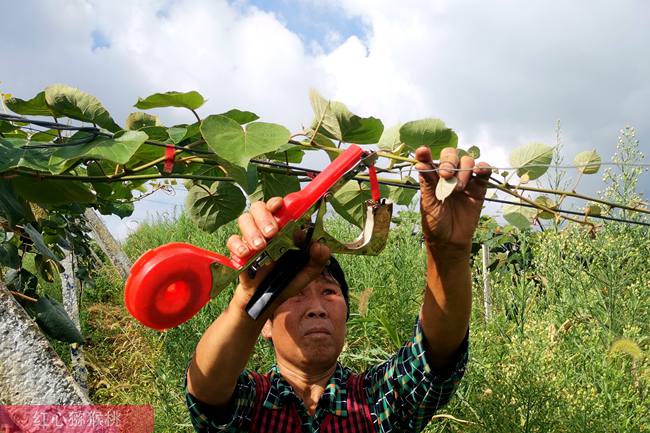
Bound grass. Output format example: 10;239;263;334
75;212;649;432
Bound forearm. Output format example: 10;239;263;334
420;246;472;369
186;287;266;407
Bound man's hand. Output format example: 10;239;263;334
225;197;331;313
415;146;492;253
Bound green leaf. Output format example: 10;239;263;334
509;142;553;180
34;254;58;283
200;115;290;168
11;176;96;205
0;179;30;227
195;156;258;194
135;90;205;110
0;242;20;269
29;129;59;143
399;119;458;157
49;130;148;173
23;223;59;261
5;269;38;292
0;120;18;133
435;177;457;203
467;145;481;159
6;91;55;116
304;132;339;161
502;203;536;230
186;181;246;232
574;150;601;174
3;129;28;139
260;171;301;200
44;84;121;132
267;147;305;164
0;137;53;172
125;112;161;130
219;109;259;125
167;122;200;144
585;204;601;216
139;126;169;142
387;177;418;205
534;195;556;220
111;202;135;218
32;295;85;344
331;181;390;228
377;123;403;152
168;126;188;144
309;89;384;144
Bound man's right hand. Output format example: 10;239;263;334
224;197;331;315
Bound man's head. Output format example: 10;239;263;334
261;256;349;371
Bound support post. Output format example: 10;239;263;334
83;208;132;279
61;249;89;396
0;286;91;405
482;243;492;321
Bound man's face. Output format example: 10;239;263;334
262;274;347;371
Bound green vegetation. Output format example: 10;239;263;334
1;83;647;431
79;212;649;432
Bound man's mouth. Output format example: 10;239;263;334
305;327;331;336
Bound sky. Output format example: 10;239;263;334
1;0;648;239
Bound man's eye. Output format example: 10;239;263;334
323;288;337;295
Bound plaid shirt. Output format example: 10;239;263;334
187;319;468;433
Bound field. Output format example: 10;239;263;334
69;210;649;433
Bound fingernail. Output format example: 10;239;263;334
263;225;274;235
253;237;264;248
238;245;248;255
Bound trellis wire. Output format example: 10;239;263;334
3;113;648;227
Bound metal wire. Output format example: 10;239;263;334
3;113;648;227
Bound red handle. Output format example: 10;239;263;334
124;243;239;330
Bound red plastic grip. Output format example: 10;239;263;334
274;144;365;226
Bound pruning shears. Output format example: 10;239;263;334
124;144;393;330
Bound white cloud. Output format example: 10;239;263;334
1;0;647;236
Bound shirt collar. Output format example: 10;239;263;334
262;363;350;417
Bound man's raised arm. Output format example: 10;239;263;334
414;146;492;370
186;198;330;407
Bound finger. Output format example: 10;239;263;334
414;146;439;187
467;162;493;198
456;155;475;191
438;148;459;179
227;234;250;258
250;201;278;238
238;212;266;251
276;242;331;303
266;196;283;213
473;161;493;179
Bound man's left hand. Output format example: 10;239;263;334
415;146;492;253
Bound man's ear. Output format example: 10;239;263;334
261;319;273;342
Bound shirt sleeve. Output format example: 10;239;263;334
185;368;257;432
363;317;468;432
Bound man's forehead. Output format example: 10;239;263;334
319;269;340;287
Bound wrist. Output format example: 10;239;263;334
426;243;472;263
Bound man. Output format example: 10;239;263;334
186;146;491;432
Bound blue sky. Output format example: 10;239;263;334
245;0;366;52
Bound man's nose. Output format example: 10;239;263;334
305;295;327;318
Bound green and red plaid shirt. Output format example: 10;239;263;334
187;319;468;433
